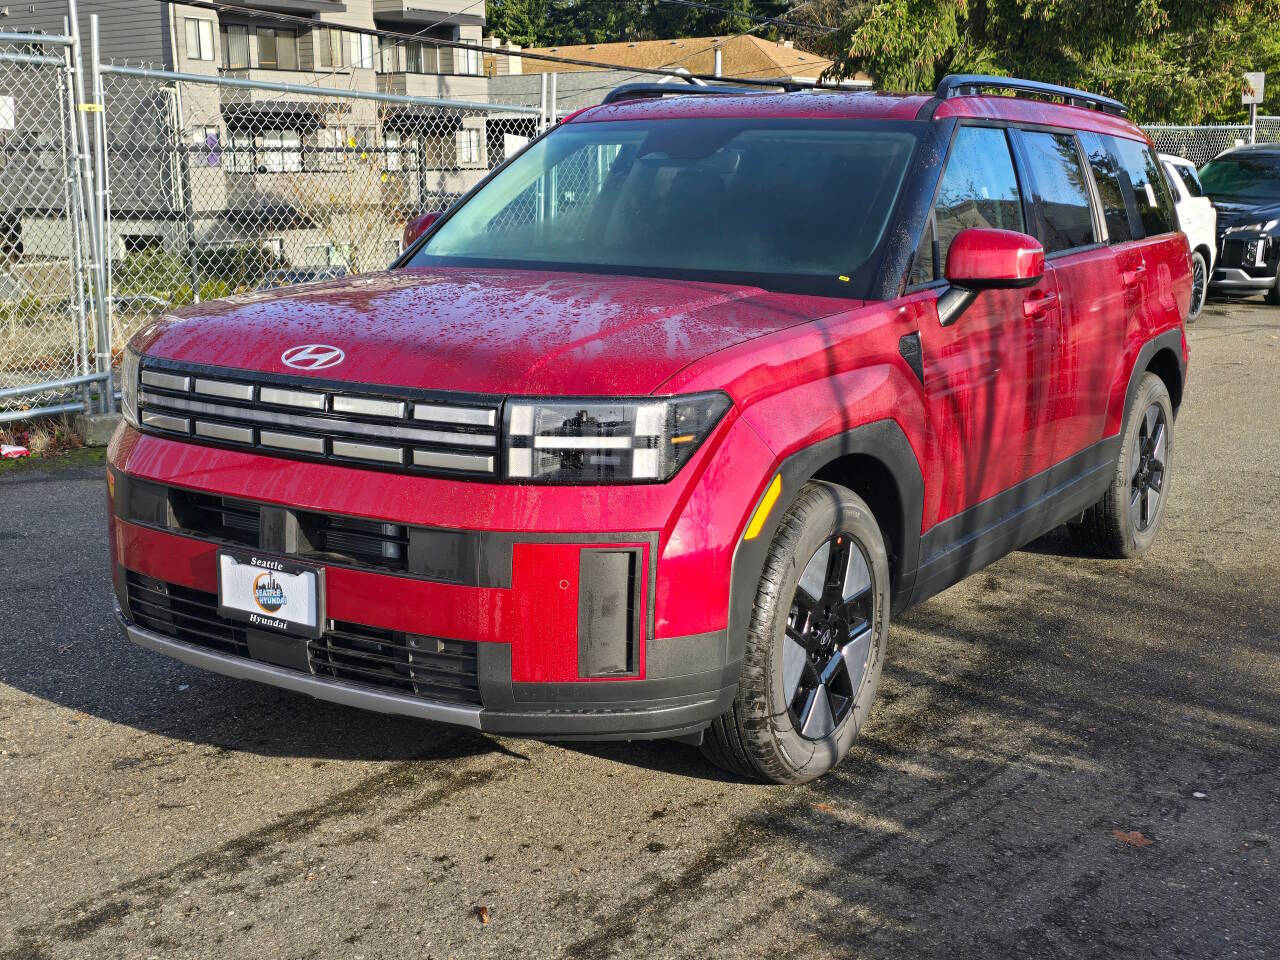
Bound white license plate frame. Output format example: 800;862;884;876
216;548;325;639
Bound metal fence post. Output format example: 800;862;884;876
90;13;115;375
65;0;114;413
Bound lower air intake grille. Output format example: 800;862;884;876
126;571;248;657
310;624;480;705
124;572;481;707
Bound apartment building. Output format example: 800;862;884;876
2;0;508;276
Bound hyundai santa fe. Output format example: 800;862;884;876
108;75;1190;783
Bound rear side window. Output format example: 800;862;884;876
1109;137;1178;237
1079;132;1136;242
1171;162;1205;197
910;125;1024;284
1017;131;1096;253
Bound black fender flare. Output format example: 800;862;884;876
1123;327;1186;425
724;419;925;667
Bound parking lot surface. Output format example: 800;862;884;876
2;299;1278;960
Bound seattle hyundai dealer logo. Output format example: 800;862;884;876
281;343;345;370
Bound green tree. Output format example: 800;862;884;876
486;0;798;48
804;0;1280;123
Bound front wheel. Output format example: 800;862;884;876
702;481;890;784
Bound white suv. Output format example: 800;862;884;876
1161;153;1217;321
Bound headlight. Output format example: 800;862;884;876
504;392;731;483
120;346;140;428
1225;219;1279;234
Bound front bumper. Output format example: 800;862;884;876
117;610;738;739
1209;267;1275;291
1211;234;1276;291
106;417;776;739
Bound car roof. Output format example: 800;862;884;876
1214;144;1280;158
567;89;1149;142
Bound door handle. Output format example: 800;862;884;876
1022;290;1059;320
1123;264;1148;287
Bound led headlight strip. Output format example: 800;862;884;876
505;393;730;483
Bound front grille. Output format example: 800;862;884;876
169;488;261;547
126;571;249;657
1220;239;1244;268
138;362;501;478
300;514;409;573
310;624;480;705
125;571;482;707
129;479;412;576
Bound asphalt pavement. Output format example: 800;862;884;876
1;298;1277;960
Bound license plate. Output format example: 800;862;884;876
217;549;324;638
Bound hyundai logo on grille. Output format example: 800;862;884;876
281;344;345;370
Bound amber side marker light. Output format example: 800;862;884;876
744;475;782;541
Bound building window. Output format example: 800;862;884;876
378;42;399;73
315;27;344;69
257;28;297;71
221;25;249;69
384;132;402;172
192;125;221;167
457;128;482;166
260;130;302;172
457;46;480;76
184;17;215;62
304;242;350;268
401;41;438;74
227;132;255;173
348;31;375;69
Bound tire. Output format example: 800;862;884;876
1187;250;1208;322
1068;372;1173;558
702;481;890;784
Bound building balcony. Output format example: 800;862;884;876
377;71;488;102
216;0;349;15
372;0;485;27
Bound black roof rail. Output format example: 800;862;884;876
935;74;1129;117
600;82;788;106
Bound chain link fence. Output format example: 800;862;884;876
1143;119;1280;165
1;21;541;419
97;68;540;341
0;38;102;416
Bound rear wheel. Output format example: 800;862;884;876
1187;250;1208;321
1069;372;1173;558
702;481;890;784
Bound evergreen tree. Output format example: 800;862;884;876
806;0;1280;123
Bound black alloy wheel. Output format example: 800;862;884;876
783;534;875;739
1130;402;1167;533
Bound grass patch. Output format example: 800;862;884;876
0;442;105;475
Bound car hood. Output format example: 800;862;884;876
135;267;857;396
1210;197;1280;229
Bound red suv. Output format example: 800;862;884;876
108;75;1190;783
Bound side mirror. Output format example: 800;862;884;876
938;228;1045;326
403;211;441;249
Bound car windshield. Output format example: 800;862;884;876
1198;155;1280;200
406;118;920;298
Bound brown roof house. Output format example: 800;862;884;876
486;34;872;115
